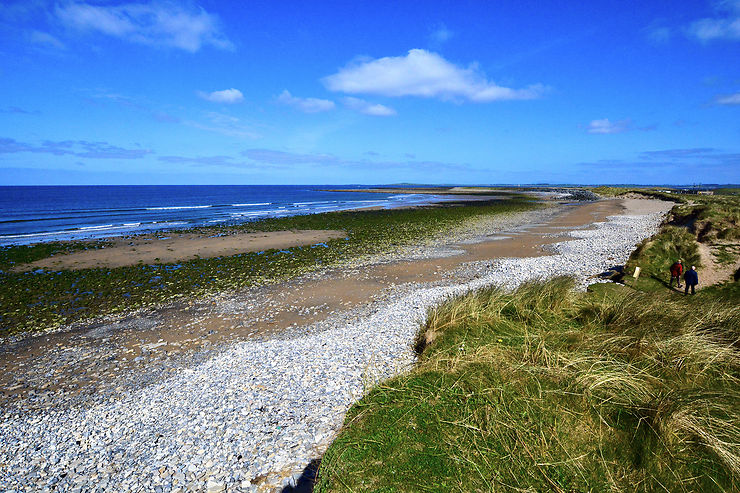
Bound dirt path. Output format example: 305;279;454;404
0;200;629;410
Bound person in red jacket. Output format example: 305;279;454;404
670;259;683;288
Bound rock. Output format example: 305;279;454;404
206;479;226;492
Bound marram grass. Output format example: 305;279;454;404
315;279;740;492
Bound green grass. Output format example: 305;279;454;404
713;244;740;265
713;188;740;196
593;187;740;244
0;196;536;336
315;279;740;492
624;225;701;292
591;188;740;291
0;240;108;271
316;187;740;492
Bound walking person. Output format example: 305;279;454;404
684;265;698;295
669;259;683;288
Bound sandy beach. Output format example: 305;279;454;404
0;199;622;407
0;197;675;492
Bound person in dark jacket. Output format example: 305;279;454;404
684;265;698;295
669;259;683;288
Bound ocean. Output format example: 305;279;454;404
0;185;448;246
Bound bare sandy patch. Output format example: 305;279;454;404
620;198;675;215
17;229;347;271
696;242;740;288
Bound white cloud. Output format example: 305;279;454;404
687;1;740;41
198;88;244;104
276;90;335;113
716;92;740;104
322;49;545;102
586;118;632;134
30;30;66;50
55;2;233;52
342;97;396;116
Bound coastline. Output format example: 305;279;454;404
0;186;488;247
0;196;538;336
0;196;675;492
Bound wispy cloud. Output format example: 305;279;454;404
640;148;716;159
578;159;670;170
29;30;66;50
241;147;474;172
152;111;181;123
84;90;184;124
323;49;546;102
276;90;335;113
687;1;740;42
156;154;293;172
646;25;672;44
640;147;740;164
242;149;336;165
586;118;632;134
429;23;453;44
715;91;740;105
198;88;244;104
342;97;396;116
158;155;233;166
184;111;261;139
579;148;740;179
0;137;151;159
0;0;47;22
55;2;233;52
0;106;40;115
86;91;144;109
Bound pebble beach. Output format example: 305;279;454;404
0;198;673;493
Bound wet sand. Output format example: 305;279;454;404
0;199;629;409
15;229;347;271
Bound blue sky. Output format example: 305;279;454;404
1;0;739;185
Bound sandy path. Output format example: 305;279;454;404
696;242;740;288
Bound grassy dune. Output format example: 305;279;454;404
316;190;740;492
0;196;535;336
316;280;740;492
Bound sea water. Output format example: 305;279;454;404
0;185;447;245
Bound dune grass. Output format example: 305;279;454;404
624;225;701;292
0;196;536;336
316;189;740;492
593;188;740;291
315;279;740;492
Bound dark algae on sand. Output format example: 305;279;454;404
0;196;534;336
